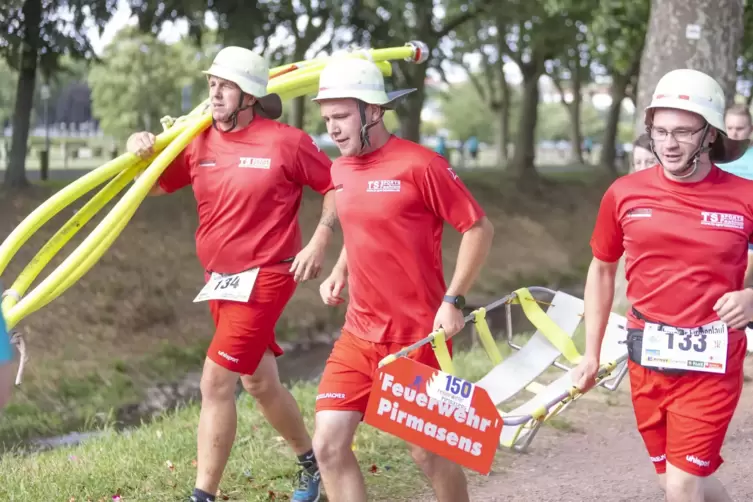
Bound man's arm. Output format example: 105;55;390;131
444;216;494;296
744;250;753;287
583;257;619;360
126;131;176;196
307;189;337;250
332;245;348;276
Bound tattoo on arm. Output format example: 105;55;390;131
319;211;338;230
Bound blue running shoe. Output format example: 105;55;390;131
292;460;322;502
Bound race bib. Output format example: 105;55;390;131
193;268;260;303
640;320;727;374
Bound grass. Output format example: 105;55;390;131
0;322;598;502
0;339;210;447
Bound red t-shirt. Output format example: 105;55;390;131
158;117;334;275
590;165;753;340
333;136;486;344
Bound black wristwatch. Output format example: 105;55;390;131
443;294;466;310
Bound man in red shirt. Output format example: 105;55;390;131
310;57;495;502
573;68;753;502
126;47;334;502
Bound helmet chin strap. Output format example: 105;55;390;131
212;92;253;132
649;123;711;179
355;101;384;155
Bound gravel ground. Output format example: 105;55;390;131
417;359;753;502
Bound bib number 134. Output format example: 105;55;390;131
193;268;260;303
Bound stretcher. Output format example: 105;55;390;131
374;287;629;455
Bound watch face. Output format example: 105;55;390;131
455;296;466;309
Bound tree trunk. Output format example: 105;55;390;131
500;78;510;163
396;62;428;143
600;76;629;174
289;46;307;129
633;0;744;138
290;97;305;129
5;0;42;188
508;72;540;179
617;0;745;311
496;102;509;165
567;103;583;164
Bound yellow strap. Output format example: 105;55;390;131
431;330;456;375
474;308;504;365
512;288;582;365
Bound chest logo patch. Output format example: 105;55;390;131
626;208;652;218
367;180;401;193
239;157;272;169
700;211;744;230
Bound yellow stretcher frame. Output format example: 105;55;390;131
378;286;629;453
0;41;431;384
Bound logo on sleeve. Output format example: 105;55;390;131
367;180;401;193
701;211;744;230
446;167;459;180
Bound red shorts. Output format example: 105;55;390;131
629;333;746;477
206;270;296;375
315;329;452;414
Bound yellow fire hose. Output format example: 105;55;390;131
0;41;429;383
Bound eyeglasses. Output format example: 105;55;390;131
649;124;706;143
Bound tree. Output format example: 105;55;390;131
496;0;596;179
438;78;508;144
589;0;649;172
445;12;513;164
265;1;334;130
0;0;116;187
546;17;593;164
88;28;200;140
341;0;489;143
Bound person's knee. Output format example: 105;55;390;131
200;359;238;402
410;445;434;472
240;353;281;403
410;445;458;479
656;472;667;492
312;427;351;468
665;463;704;502
313;412;359;469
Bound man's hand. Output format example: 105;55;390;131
319;269;347;306
571;355;601;393
289;241;326;283
714;288;753;329
127;131;156;159
433;302;465;339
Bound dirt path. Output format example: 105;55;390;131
417;359;753;502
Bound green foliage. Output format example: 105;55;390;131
0;0;117;77
588;0;650;77
87;27;202;140
439;77;628;143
